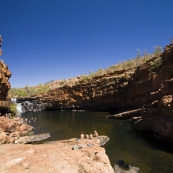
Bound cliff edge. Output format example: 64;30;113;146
0;61;11;114
18;44;173;113
18;43;173;140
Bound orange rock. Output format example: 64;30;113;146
0;137;114;173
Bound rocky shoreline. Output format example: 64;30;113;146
0;116;51;144
3;44;173;173
0;139;139;173
0;116;140;173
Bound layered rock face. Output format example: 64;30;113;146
18;43;173;140
19;44;173;111
18;68;137;111
0;61;11;113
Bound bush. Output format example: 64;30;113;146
150;57;162;72
154;46;162;56
9;84;50;97
8;102;17;117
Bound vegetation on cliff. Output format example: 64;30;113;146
75;46;163;84
9;46;163;98
9;84;50;98
8;102;17;116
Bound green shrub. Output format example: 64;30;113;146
9;84;50;97
8;102;17;116
154;46;162;56
150;57;162;72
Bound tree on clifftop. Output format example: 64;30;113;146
154;46;162;56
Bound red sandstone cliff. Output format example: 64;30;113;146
0;61;11;114
18;43;173;140
19;44;173;112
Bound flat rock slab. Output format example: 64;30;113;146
0;140;114;173
0;136;140;173
45;135;110;148
108;109;142;119
15;133;51;144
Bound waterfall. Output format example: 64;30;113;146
11;98;16;102
16;103;23;115
11;98;46;114
11;98;22;115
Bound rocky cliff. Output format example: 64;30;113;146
18;44;173;112
0;61;11;114
18;43;173;140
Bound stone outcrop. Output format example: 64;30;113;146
15;133;51;144
0;116;34;144
0;116;51;144
0;136;140;173
0;61;11;114
17;43;173;140
0;144;113;173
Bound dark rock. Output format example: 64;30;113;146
15;133;51;144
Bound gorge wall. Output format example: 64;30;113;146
18;43;173;140
19;43;173;113
0;61;11;114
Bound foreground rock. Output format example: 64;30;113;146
0;137;114;173
0;136;140;173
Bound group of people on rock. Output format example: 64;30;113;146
80;130;98;140
1;113;12;119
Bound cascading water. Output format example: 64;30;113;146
11;98;46;115
16;103;23;115
11;98;22;115
21;101;46;112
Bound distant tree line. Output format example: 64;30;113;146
9;84;50;98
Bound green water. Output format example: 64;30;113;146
21;110;173;173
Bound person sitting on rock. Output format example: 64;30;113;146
8;113;11;119
80;132;84;139
85;134;89;138
93;130;98;137
89;133;93;139
5;113;8;118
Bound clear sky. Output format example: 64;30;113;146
0;0;173;88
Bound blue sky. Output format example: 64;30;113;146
0;0;173;88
